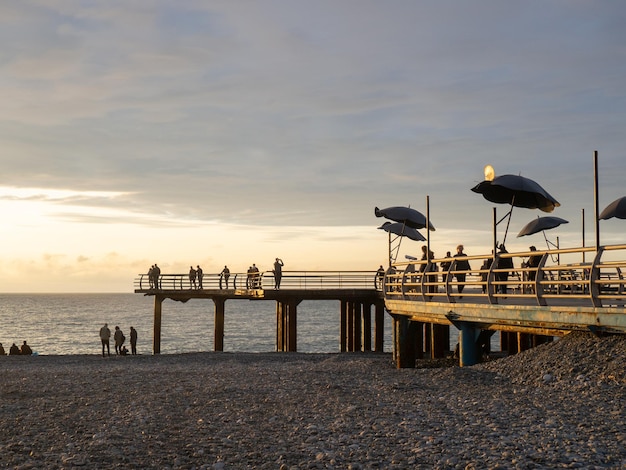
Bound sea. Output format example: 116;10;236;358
0;294;398;356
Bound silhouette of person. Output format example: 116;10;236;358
100;323;111;357
453;244;471;296
196;265;204;289
376;265;385;289
497;244;513;294
527;246;542;282
420;245;437;295
152;264;161;289
189;266;197;289
221;265;230;289
9;343;20;355
440;252;452;283
273;258;284;289
20;341;33;355
480;257;493;293
251;263;260;288
148;265;154;289
114;326;125;355
0;343;5;355
130;326;138;355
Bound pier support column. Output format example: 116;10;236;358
457;322;481;367
153;295;164;355
362;302;372;352
213;297;225;352
374;301;385;352
340;300;347;352
352;302;362;352
431;324;450;359
276;299;301;352
393;315;420;368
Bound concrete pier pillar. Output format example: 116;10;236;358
393;315;420;368
374;301;385;352
213;297;225;352
153;295;164;354
458;322;481;367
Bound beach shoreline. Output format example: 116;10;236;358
1;333;624;469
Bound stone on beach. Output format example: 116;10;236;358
0;331;624;468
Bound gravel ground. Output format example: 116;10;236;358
0;332;624;469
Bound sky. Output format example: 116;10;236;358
1;1;625;292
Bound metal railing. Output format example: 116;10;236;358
134;270;381;292
383;244;626;308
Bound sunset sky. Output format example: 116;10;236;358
1;1;625;292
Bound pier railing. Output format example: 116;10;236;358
384;244;626;308
134;270;380;292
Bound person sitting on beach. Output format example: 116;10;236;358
9;343;20;355
20;341;33;356
120;345;129;356
0;343;5;355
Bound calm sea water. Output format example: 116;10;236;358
0;294;396;356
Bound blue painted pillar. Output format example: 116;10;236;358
458;322;481;367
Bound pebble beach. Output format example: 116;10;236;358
1;332;624;469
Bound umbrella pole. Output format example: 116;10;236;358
493;207;497;256
581;208;586;263
426;195;431;257
501;196;516;246
594;150;599;249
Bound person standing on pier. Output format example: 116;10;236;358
273;258;284;289
196;265;204;289
376;265;385;289
152;264;161;289
99;323;111;357
189;266;197;289
130;326;138;355
453;244;471;296
440;252;452;284
497;244;514;294
147;265;154;289
220;265;230;289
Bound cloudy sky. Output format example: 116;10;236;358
1;1;625;292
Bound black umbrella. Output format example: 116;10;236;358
378;222;426;242
471;172;560;245
471;174;560;212
517;216;569;237
517;216;568;255
374;206;435;231
599;196;626;220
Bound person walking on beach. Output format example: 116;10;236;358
273;258;284;289
100;323;111;357
114;326;125;355
453;244;471;297
20;341;33;355
196;265;204;289
130;326;138;355
189;266;197;289
220;265;230;289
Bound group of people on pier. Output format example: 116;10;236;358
188;265;204;289
145;258;285;290
0;340;33;356
388;243;537;296
99;323;138;357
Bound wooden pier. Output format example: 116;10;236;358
134;271;385;354
134;244;626;368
